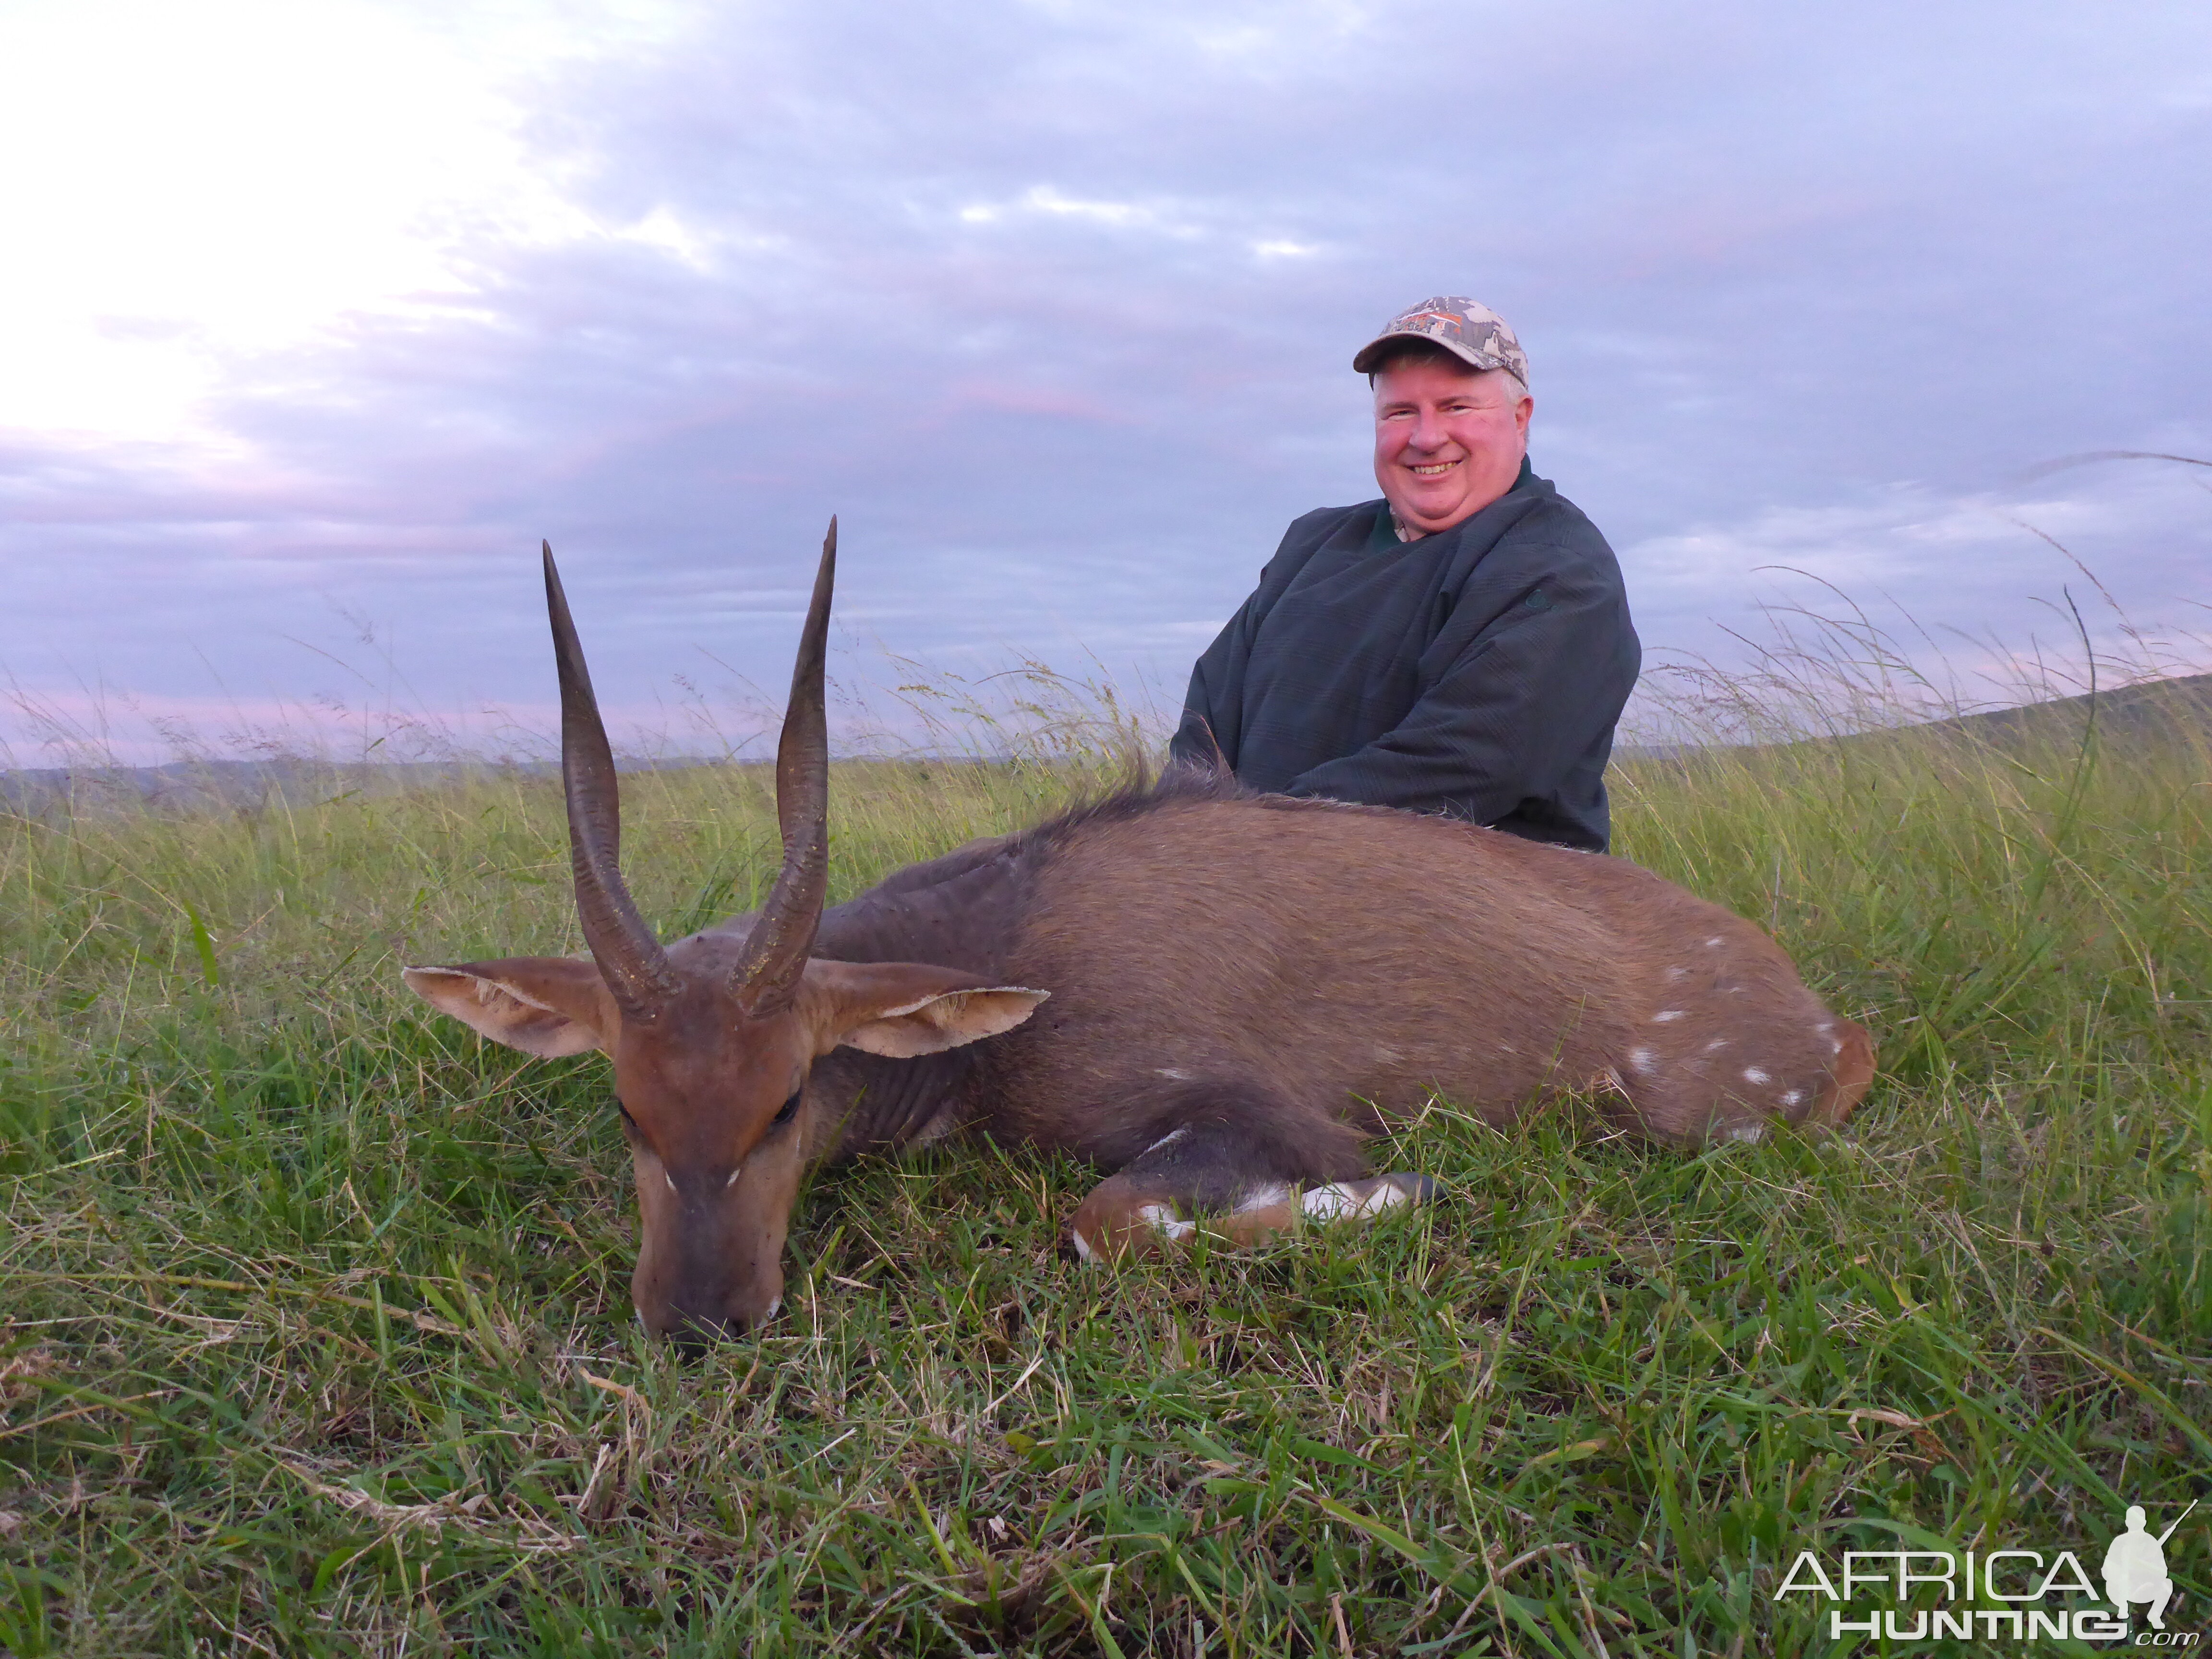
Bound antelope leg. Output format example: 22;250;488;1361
1067;1116;1437;1262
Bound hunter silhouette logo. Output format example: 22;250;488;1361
2106;1502;2195;1631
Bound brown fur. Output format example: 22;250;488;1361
945;777;1872;1156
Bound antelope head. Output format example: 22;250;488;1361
404;523;1047;1344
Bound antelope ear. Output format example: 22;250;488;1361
807;961;1049;1059
402;958;615;1058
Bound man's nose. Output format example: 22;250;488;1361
1405;408;1451;451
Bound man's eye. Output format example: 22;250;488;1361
772;1088;802;1128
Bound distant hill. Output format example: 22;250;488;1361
1913;670;2212;749
1617;670;2212;762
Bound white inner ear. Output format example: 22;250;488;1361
876;993;959;1020
402;963;606;1058
838;986;1049;1058
475;977;557;1014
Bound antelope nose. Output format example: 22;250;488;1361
663;1306;745;1356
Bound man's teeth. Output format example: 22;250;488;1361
1412;463;1454;475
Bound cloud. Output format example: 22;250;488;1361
1623;461;2212;717
2;0;2209;761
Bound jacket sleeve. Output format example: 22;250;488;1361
1167;594;1260;770
1169;509;1348;771
1279;545;1638;821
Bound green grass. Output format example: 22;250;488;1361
2;711;2208;1655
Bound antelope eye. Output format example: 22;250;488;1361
771;1088;802;1128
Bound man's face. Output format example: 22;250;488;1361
1372;358;1532;535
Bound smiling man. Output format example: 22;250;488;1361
1169;296;1640;852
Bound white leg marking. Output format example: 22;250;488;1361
1301;1181;1413;1222
1724;1123;1766;1144
763;1295;782;1319
1829;1038;1844;1055
1142;1127;1189;1156
1651;1010;1685;1022
664;1171;679;1195
1742;1067;1771;1085
1070;1228;1100;1264
1134;1203;1195;1242
1235;1182;1291;1214
1629;1047;1658;1073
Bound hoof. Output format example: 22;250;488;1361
1385;1172;1443;1204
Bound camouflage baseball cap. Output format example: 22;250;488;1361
1352;295;1528;387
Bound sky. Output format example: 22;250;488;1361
2;0;2208;764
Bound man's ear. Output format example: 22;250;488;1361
401;958;614;1058
805;960;1049;1059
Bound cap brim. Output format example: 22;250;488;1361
1352;331;1508;376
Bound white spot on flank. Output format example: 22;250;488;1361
1704;1038;1730;1053
1816;1021;1835;1036
1301;1181;1411;1221
1779;1089;1803;1107
1705;936;1723;948
1135;1203;1194;1242
1651;1010;1685;1022
1629;1047;1658;1073
1665;966;1689;981
1070;1228;1100;1264
724;1166;743;1189
1143;1127;1189;1156
1829;1038;1844;1055
1742;1067;1771;1085
1235;1183;1291;1215
1155;1067;1193;1082
1725;1123;1766;1144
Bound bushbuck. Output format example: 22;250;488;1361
404;524;1875;1344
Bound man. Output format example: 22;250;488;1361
1169;297;1639;852
2103;1505;2178;1629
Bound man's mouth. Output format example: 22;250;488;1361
1410;461;1457;476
